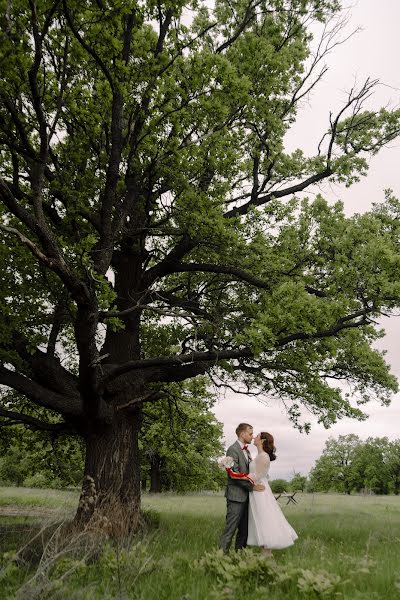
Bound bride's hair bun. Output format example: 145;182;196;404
260;432;277;461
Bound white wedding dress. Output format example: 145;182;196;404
247;452;298;549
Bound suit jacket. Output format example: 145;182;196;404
224;440;253;503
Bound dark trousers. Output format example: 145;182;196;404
219;498;249;552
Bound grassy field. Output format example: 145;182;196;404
0;488;399;599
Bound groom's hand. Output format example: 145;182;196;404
253;484;265;491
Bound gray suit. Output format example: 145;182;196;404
219;441;253;552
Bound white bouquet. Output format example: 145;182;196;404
217;456;234;470
217;455;255;485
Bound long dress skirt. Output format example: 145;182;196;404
247;466;298;549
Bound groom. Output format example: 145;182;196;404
219;423;265;553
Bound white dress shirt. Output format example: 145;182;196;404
237;439;251;463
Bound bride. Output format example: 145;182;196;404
247;432;298;555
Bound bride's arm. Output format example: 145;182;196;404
251;453;269;483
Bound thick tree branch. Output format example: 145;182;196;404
145;361;212;384
94;12;136;274
103;348;253;383
47;301;69;356
27;0;63;232
143;259;327;299
143;233;197;286
155;4;174;56
0;216;92;306
154;260;272;288
276;310;372;347
104;306;376;385
63;0;115;91
0;406;67;432
0;365;82;417
224;167;332;218
215;0;260;54
0;222;56;268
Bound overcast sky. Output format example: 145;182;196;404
212;0;400;479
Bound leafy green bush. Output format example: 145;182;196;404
23;473;50;489
269;479;290;494
0;426;84;489
0;447;31;486
196;548;345;599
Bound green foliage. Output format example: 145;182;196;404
0;381;224;493
1;491;400;599
310;434;361;494
269;478;290;494
290;472;308;492
196;548;345;599
0;436;83;489
310;434;400;494
140;378;225;492
296;568;343;596
349;438;391;494
0;394;84;488
1;0;400;515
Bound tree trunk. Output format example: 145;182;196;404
75;406;142;536
149;453;162;493
76;249;147;534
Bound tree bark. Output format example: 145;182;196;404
75;405;142;535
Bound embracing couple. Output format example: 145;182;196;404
219;422;298;556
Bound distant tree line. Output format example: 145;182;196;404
261;434;400;496
309;434;400;495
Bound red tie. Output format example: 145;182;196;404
243;445;248;450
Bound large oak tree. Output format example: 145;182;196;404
1;0;400;529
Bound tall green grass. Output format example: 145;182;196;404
0;489;399;599
0;486;79;509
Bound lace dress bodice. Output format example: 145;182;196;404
250;452;270;483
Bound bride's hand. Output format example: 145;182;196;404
253;484;265;492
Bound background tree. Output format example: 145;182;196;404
309;434;361;493
1;0;400;530
290;472;308;493
269;479;290;494
309;435;400;495
387;440;400;495
349;437;390;494
140;378;225;493
0;383;224;492
0;392;84;487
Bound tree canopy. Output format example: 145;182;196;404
1;0;400;527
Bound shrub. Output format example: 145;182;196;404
196;548;345;599
23;472;50;489
269;479;290;494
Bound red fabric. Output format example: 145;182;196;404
226;468;254;486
